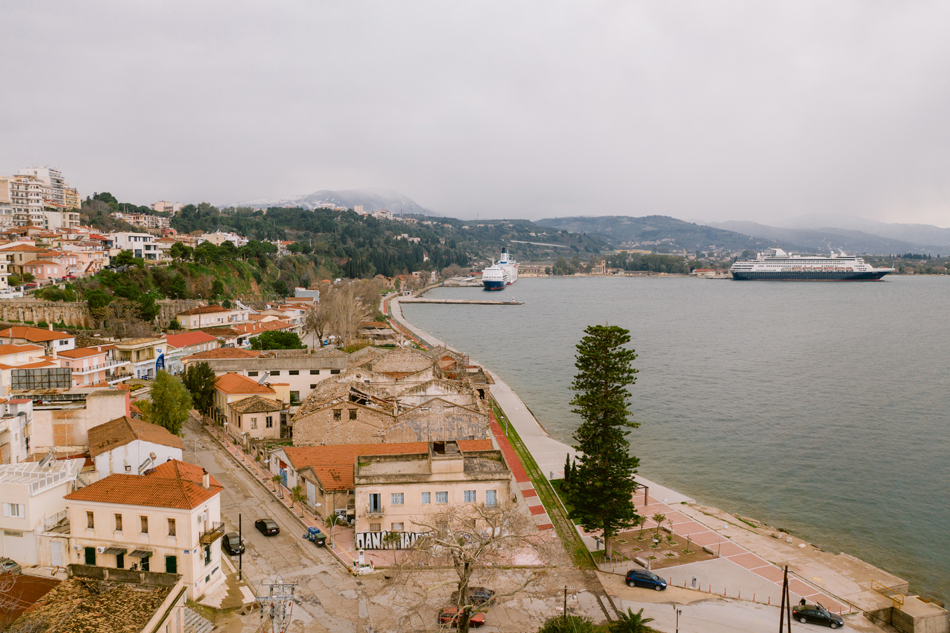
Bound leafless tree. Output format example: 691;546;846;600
325;284;369;347
441;264;464;279
303;303;330;347
388;502;554;633
104;298;154;340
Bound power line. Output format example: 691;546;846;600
255;581;297;633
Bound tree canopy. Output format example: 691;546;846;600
148;371;193;436
250;330;305;350
182;362;217;418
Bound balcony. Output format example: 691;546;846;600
199;521;226;545
71;359;131;375
365;505;385;519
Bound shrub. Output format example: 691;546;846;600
538;615;598;633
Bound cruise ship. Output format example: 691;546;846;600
730;249;894;281
482;249;518;290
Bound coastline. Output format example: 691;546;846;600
388;293;931;622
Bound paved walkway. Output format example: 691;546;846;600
488;412;553;531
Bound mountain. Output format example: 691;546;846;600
776;214;950;250
707;221;928;255
536;215;787;253
231;187;432;215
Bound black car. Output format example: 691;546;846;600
625;569;668;591
222;532;245;555
450;586;495;605
255;518;280;536
792;604;845;629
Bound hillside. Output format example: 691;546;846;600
777;214;950;250
536;215;785;253
707;221;928;255
230;187;431;215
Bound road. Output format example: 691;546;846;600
183;420;371;633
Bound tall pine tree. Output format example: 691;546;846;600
567;325;640;554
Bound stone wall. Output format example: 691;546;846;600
157;299;202;327
0;298;203;329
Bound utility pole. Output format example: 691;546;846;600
256;581;297;633
562;586;567;625
238;514;243;581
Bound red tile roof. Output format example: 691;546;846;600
215;372;276;395
186;347;260;360
164;330;219;349
87;416;185;458
0;326;73;342
58;345;116;359
64;459;221;509
177;305;231;316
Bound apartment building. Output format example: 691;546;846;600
0;326;75;353
113;338;166;379
87;416;184;479
176;305;249;330
163;331;219;374
64;460;225;600
0;398;33;464
57;345;132;387
109;232;160;260
151;201;182;215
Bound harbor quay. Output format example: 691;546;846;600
390;294;950;633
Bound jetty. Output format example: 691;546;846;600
398;298;522;305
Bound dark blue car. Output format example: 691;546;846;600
625;568;668;591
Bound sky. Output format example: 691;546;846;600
2;1;950;226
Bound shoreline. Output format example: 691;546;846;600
388;293;933;619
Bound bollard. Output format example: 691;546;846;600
753;594;755;603
738;591;740;600
768;596;771;605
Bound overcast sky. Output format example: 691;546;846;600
2;1;949;225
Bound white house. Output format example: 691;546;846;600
0;398;33;464
87;416;184;480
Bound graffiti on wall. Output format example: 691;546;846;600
355;531;428;550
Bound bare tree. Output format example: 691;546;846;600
390;502;553;633
303;303;330;347
325;284;369;347
103;298;154;340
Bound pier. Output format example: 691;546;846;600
398;298;523;305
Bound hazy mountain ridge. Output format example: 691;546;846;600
231;187;431;215
707;221;931;255
776;214;950;249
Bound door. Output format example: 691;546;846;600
165;555;177;574
306;480;316;509
84;547;96;565
50;541;62;568
116;553;124;569
369;493;381;513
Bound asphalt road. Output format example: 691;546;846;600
183;420;371;633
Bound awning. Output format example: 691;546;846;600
103;547;127;556
129;550;152;558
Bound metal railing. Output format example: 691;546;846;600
365;505;385;518
871;580;905;608
71;359;131;374
199;521;226;545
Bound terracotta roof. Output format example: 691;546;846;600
177;304;231;316
282;440;493;491
64;459;221;509
229;395;283;414
58;345;116;359
0;343;45;356
87;416;185;458
0;244;51;252
0;327;74;342
187;347;260;360
215;372;277;395
164;330;219;349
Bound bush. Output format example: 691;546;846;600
167;318;182;331
538;615;598;633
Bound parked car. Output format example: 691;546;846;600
437;607;486;628
450;587;495;605
792;604;844;629
222;532;245;555
625;568;667;591
0;558;21;574
255;518;280;536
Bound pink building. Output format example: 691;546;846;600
57;345;132;387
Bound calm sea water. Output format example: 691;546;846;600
402;276;950;602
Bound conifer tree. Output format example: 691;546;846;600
566;325;640;554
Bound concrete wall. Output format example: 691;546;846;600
94;439;183;479
0;298;202;329
31;390;130;451
892;597;950;633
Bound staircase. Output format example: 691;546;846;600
184;607;214;633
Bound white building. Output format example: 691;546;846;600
0;398;33;464
109;232;159;261
151;201;183;215
0;458;84;566
87;416;184;480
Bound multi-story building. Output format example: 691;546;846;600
109;232;159;260
64;460;225;600
17;167;65;209
57;345;132;387
0;398;34;464
0;458;84;565
0;326;75;354
213;373;278;428
151;201;182;215
227;396;283;444
113;338;166;379
26;389;130;457
63;186;81;211
87;416;184;479
198;231;247;247
163;331;219;375
175;305;249;330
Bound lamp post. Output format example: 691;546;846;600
718;524;726;558
674;604;682;633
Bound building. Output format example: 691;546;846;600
27;389;130;456
0;398;33;464
109;232;159;260
0;458;84;565
213;372;278;429
64;186;81;211
113;338;166;379
163;331;219;374
56;345;131;387
227;395;283;443
198;231;247;247
151;201;183;215
175;305;249;330
353;440;511;549
64;460;225;600
0;325;75;353
88;416;184;479
17;167;65;209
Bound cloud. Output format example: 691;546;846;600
2;1;949;226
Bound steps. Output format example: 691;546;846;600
184;607;214;633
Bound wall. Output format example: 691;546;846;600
30;390;130;451
0;298;202;329
390;399;490;443
94;439;184;479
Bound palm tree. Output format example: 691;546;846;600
325;513;346;549
609;608;655;633
272;475;283;498
291;485;306;517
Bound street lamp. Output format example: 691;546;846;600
674;605;682;633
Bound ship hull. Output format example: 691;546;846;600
483;280;506;290
731;270;891;281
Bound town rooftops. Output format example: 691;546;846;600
177;304;230;316
281;440;493;491
87;416;185;458
229;395;283;414
215;372;277;395
64;459;222;509
0;326;74;343
186;347;260;360
164;330;219;349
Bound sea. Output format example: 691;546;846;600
401;276;950;603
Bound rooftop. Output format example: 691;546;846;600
58;345;117;359
164;330;219;349
0;326;73;343
87;416;185;458
0;458;84;493
177;304;231;316
215;372;276;395
64;459;221;509
186;347;260;360
229;395;283;414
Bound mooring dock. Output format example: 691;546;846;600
398;298;523;305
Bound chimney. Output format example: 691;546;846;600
201;469;210;489
48;323;53;331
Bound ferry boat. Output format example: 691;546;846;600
482;249;518;290
730;249;894;281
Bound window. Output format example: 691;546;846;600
291;391;300;402
87;511;95;529
141;516;148;534
310;370;319;375
391;522;404;532
204;545;211;565
421;492;431;505
369;523;381;532
266;416;273;428
168;518;176;536
310;384;317;389
250;417;258;429
435;491;448;504
248;371;259;377
369;493;382;513
333;409;342;421
114;514;123;531
289;370;299;376
270;371;280;376
2;503;25;518
330;369;340;375
391;493;404;505
349;409;357;420
464;490;476;503
485;490;497;508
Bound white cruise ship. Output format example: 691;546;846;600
730;249;894;281
482;249;518;290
